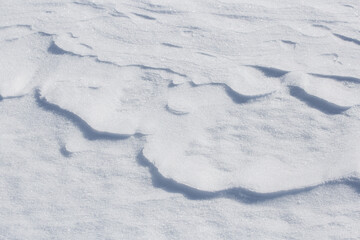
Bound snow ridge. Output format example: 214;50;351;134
2;0;360;198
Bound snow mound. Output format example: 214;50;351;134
1;0;360;206
144;82;360;192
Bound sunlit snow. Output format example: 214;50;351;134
1;0;360;239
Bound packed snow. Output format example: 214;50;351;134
1;0;360;239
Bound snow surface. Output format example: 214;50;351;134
1;0;360;239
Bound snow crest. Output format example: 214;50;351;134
2;0;360;195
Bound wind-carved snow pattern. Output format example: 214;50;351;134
143;81;360;193
2;0;360;196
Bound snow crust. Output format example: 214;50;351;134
1;0;360;238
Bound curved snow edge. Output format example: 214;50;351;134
138;149;360;202
34;89;139;140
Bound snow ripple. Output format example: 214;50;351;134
2;0;360;196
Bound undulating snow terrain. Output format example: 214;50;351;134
1;0;360;239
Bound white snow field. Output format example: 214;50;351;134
1;0;360;239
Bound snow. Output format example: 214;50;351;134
1;0;360;239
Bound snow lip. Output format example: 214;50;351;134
34;89;136;141
137;150;360;203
